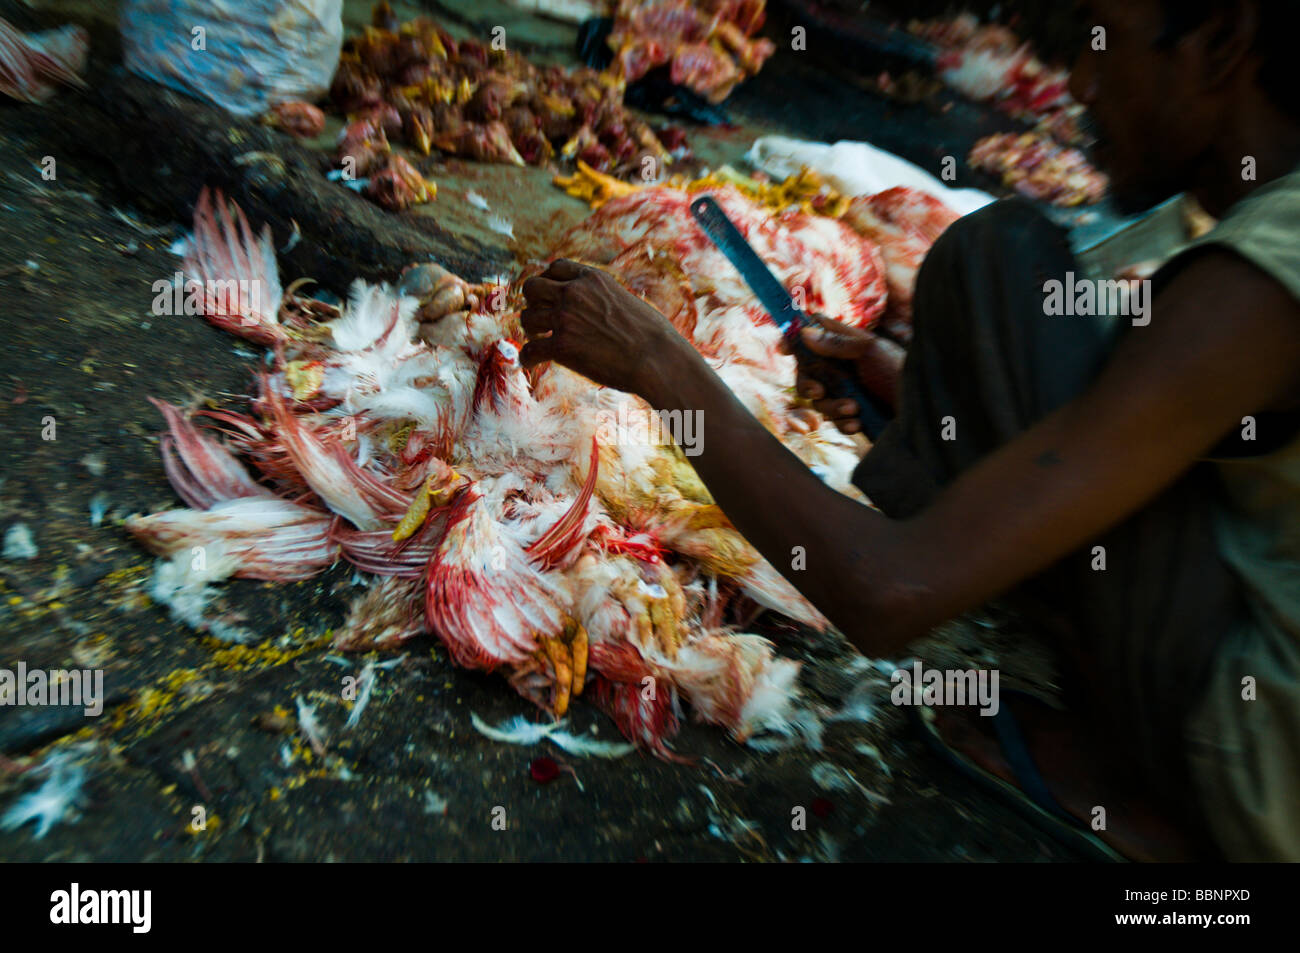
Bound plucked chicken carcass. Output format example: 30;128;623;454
129;184;890;757
607;0;776;103
328;5;680;190
556;165;960;343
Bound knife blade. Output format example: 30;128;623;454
688;195;892;439
689;194;805;333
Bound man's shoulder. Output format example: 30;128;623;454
1162;172;1300;308
1155;238;1300;323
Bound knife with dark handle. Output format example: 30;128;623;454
689;195;892;439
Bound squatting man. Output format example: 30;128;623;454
504;0;1300;860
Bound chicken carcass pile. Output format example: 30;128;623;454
127;179;937;757
607;0;776;103
909;13;1085;145
903;15;1109;207
329;6;683;199
968;131;1107;208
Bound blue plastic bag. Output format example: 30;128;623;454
121;0;343;116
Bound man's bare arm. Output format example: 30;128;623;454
522;254;1300;656
883;252;1300;640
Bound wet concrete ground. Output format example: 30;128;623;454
0;0;1084;862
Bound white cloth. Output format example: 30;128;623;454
747;135;995;215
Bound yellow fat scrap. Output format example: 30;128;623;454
539;636;572;716
428;77;456;104
536;92;575;118
554;160;643;210
412;27;447;60
392;469;461;541
411;123;432;156
392;474;435;542
568;621;588;696
284;360;325;400
686;165;848;218
388;420;417;454
670;504;760;577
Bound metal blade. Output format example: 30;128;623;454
689;195;805;333
689;194;893;440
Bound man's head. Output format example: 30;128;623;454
1070;0;1297;214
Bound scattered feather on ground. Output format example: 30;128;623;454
1;747;92;839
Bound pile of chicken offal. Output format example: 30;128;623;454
327;5;688;212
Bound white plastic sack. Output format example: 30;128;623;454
121;0;343;117
747;135;995;216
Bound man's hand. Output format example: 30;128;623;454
520;259;693;397
787;313;906;434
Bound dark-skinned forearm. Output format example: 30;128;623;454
638;341;926;654
633;251;1300;660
